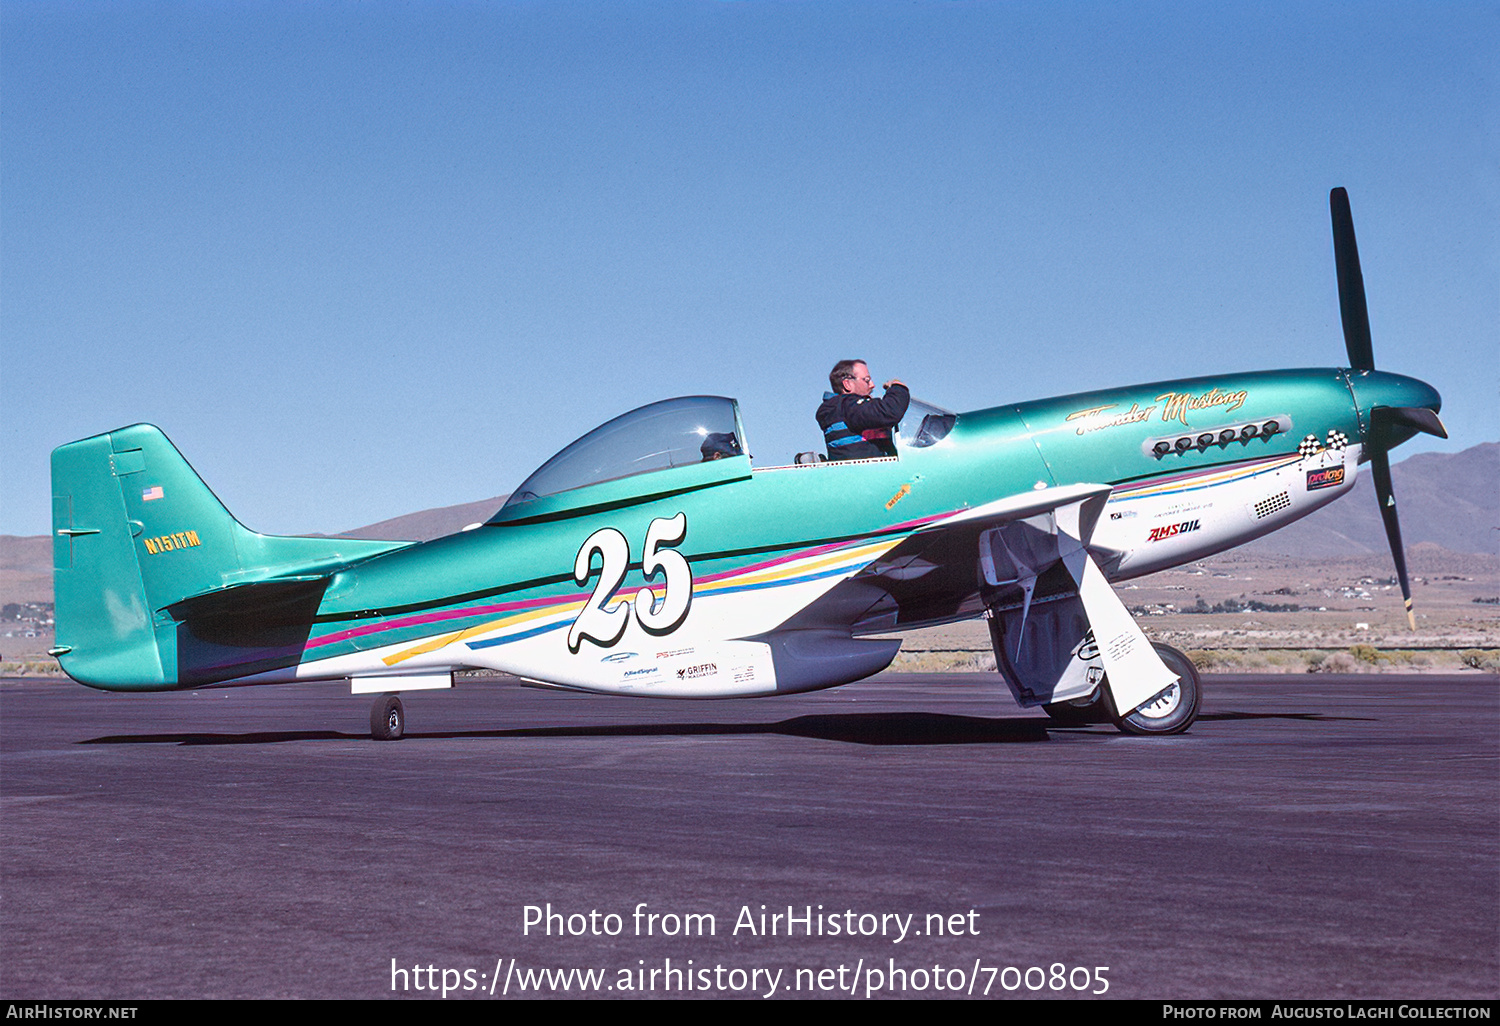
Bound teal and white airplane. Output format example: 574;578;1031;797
49;190;1445;739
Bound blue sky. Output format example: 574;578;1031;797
3;1;1495;537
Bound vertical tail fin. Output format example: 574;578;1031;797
51;425;407;689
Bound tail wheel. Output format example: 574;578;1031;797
1106;642;1201;736
371;694;405;741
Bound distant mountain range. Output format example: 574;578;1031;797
3;443;1495;605
335;495;509;543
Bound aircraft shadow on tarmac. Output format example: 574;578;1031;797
80;711;1052;747
1197;711;1375;723
76;708;1370;748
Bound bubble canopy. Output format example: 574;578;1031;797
492;396;749;523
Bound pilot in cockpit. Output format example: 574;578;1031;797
699;431;742;461
816;359;910;460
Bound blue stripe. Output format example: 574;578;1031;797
466;620;569;650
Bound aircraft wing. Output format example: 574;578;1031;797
773;483;1174;714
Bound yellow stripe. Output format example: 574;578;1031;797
383;600;586;666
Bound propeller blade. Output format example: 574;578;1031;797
1369;448;1416;630
1330;187;1375;371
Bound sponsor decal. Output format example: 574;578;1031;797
142;530;201;555
622;667;660;679
1306;465;1346;491
656;648;694;659
1147;519;1201;543
601;652;638;663
676;662;718;680
1109;509;1138;520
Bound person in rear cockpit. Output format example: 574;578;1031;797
817;359;909;460
700;432;742;461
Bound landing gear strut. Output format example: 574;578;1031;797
370;693;404;741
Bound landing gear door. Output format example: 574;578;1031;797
979;517;1102;707
986;597;1103;707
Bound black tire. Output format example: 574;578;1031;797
1042;692;1109;726
1106;642;1201;736
371;694;405;741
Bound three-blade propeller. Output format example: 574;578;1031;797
1330;188;1446;629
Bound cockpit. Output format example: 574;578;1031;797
491;394;955;523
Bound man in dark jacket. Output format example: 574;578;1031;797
816;359;910;460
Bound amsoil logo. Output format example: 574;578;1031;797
676;662;717;680
1306;466;1346;490
1147;519;1201;543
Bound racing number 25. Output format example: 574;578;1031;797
568;513;691;652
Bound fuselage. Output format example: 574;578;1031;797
65;366;1439;696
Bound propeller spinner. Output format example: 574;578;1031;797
1330;188;1447;629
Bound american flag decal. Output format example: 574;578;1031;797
142;486;165;502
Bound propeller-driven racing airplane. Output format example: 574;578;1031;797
50;190;1445;738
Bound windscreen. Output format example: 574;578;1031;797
894;397;957;450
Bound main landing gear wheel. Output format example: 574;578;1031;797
371;694;405;741
1105;642;1201;736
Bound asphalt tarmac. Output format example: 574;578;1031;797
1;672;1495;1000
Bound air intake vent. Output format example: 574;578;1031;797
1254;492;1292;520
